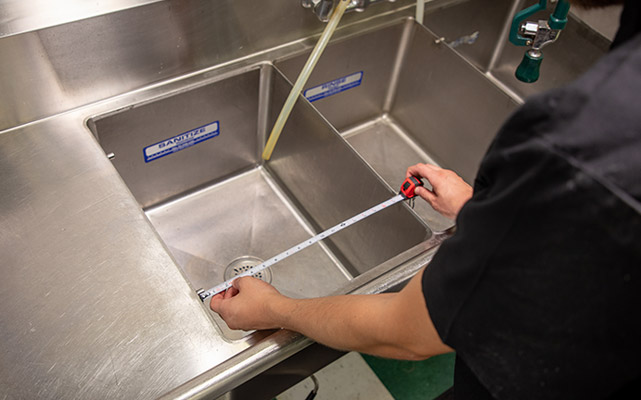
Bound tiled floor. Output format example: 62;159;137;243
276;352;454;400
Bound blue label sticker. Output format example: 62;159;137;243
143;121;220;163
304;71;363;103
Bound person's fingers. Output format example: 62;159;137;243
233;276;252;290
212;292;224;300
210;294;223;312
414;185;430;198
229;286;240;298
414;186;426;197
421;163;439;171
406;163;439;182
406;163;418;177
406;163;427;178
415;186;437;205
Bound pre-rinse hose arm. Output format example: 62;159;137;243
262;0;350;161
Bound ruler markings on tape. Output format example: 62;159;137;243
198;193;406;301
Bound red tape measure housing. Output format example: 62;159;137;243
400;176;424;199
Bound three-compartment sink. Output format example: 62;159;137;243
88;16;518;365
88;62;430;340
82;16;523;399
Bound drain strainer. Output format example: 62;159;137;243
224;256;272;284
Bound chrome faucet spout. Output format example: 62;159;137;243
301;0;394;22
316;0;336;22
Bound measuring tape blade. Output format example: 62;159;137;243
198;193;406;301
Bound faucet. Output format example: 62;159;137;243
509;0;570;83
302;0;394;22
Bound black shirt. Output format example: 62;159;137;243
423;4;641;399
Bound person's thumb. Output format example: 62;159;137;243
210;294;223;313
415;186;436;204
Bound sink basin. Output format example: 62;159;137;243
87;64;429;340
86;17;520;398
276;19;519;231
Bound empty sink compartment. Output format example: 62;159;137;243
87;64;429;340
276;18;520;231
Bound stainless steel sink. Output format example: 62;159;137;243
87;64;429;341
276;19;519;231
85;18;520;398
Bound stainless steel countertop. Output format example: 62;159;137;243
0;96;245;399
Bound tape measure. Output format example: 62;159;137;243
197;176;424;302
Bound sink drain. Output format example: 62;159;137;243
224;256;272;284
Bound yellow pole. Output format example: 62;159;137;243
262;0;350;161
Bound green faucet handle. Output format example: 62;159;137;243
549;0;570;30
516;49;543;83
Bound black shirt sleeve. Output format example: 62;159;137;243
422;91;641;399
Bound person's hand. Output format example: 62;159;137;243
210;277;285;331
406;163;472;220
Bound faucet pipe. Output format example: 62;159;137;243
302;0;395;22
262;0;350;160
416;0;424;24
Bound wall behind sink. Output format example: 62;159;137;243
0;0;619;132
423;0;620;100
0;0;418;132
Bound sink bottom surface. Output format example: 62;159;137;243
343;116;454;232
145;167;352;339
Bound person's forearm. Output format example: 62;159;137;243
269;293;428;360
211;269;452;359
